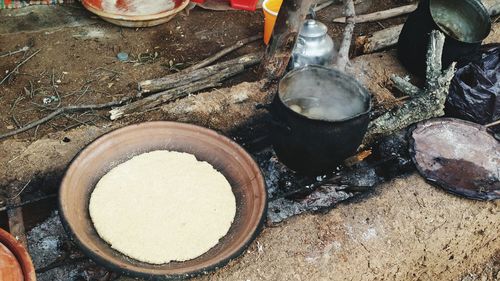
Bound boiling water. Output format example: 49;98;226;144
281;69;367;121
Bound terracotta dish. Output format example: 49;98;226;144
59;122;267;280
0;228;36;281
82;0;189;27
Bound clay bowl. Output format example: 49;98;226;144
0;228;36;281
82;0;189;28
59;122;267;280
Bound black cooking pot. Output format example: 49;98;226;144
269;66;371;175
397;0;491;77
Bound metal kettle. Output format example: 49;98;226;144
291;19;335;69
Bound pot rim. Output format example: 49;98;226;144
277;65;372;124
0;228;36;281
428;0;491;44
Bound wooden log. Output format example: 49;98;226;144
364;31;455;143
333;4;417;23
6;182;29;248
138;53;262;95
259;0;315;82
335;0;356;72
7;198;28;247
355;24;403;54
110;64;245;120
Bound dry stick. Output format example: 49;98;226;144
335;0;356;72
313;0;335;12
364;31;455;143
485;119;500;128
0;49;42;85
7;197;28;247
181;35;262;73
333;4;416;23
0;194;58;213
110;65;245;120
0;46;30;58
0;98;131;140
138;52;262;95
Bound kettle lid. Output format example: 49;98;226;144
299;19;328;38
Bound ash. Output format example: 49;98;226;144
27;211;112;281
254;149;380;224
28;211;66;268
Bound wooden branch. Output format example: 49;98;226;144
181;35;262;73
7;198;28;247
391;75;421;98
110;65;245;120
364;31;455;143
0;49;41;85
313;0;335;12
0;98;131;140
0;45;30;58
355;24;403;54
485;119;500;128
335;0;356;72
139;52;262;95
259;0;315;81
333;4;416;23
6;182;30;247
0;194;57;212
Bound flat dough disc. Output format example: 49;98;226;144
89;150;236;264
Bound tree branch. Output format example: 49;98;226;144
335;0;356;72
259;0;315;81
364;31;455;143
333;4;416;23
0;98;131;140
138;53;262;95
181;35;262;73
110;65;245;120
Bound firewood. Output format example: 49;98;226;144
364;30;455;143
181;35;262;73
110;65;245;120
259;0;315;81
333;4;417;23
335;0;356;72
138;53;262;95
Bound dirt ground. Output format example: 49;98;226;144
0;0;409;140
0;1;499;281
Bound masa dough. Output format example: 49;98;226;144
89;150;236;264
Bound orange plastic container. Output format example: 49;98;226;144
262;0;283;44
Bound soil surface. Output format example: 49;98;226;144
0;0;409;141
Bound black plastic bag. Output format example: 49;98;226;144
446;44;500;125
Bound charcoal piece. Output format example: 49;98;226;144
372;129;414;178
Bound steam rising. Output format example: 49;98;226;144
280;67;368;121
